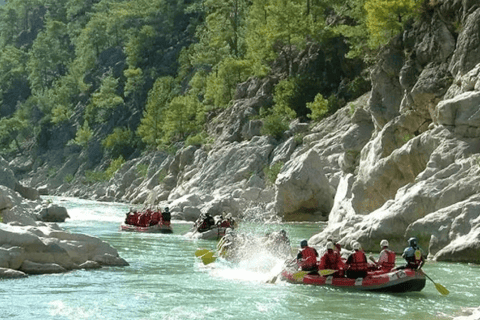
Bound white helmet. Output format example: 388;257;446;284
326;242;335;250
352;242;362;250
380;239;389;247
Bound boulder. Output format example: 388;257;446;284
38;204;70;222
20;260;67;274
0;267;28;279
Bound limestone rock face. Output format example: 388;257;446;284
274;150;334;220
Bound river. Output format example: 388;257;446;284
1;197;480;320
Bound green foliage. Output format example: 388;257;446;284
85;74;124;123
137;76;176;149
260;111;289;140
0;112;29;151
264;161;284;185
272;78;297;119
105;155;125;179
186;131;210;147
364;0;421;48
246;0;326;75
84;170;107;183
306;93;329;121
70;121;93;148
27;18;73;93
64;174;74;183
136;163;148;177
204;57;253;107
51;105;72;124
102;127;135;158
163;94;205;143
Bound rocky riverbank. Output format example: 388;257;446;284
0;169;128;279
3;0;480;264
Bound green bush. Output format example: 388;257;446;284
306;93;329;121
136;163;148;177
261;113;290;140
105;156;125;179
264;161;284;185
64;174;74;183
85;170;107;183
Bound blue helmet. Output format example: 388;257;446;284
408;237;418;247
300;240;308;248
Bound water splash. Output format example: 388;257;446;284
207;229;294;283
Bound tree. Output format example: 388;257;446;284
364;0;421;47
0;113;29;152
246;0;327;76
163;94;205;143
137;76;176;148
27;18;73;93
204;57;253;107
85;74;124;123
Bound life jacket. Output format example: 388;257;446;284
219;220;231;228
404;247;423;268
380;249;396;271
349;250;368;271
138;213;150;227
320;250;341;270
150;212;162;225
299;246;318;269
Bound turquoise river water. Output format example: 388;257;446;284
1;197;480;320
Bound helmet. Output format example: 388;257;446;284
300;240;308;248
380;239;389;247
326;242;335;250
352;242;362;251
408;237;418;247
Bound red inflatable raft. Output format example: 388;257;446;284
281;268;426;293
120;221;173;233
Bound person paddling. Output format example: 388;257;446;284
318;242;344;276
400;237;425;270
370;239;396;272
346;242;368;279
296;240;319;273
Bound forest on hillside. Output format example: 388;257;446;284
0;0;428;176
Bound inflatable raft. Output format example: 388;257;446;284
281;268;426;293
120;221;172;233
185;226;227;240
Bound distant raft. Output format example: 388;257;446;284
281;268;426;293
120;221;173;234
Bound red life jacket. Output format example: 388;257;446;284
150;212;161;225
300;246;318;269
320;250;341;270
380;249;396;271
349;250;368;271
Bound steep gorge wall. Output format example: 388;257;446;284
6;0;480;262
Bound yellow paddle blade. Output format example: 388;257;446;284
195;249;210;257
319;269;337;276
202;255;217;265
292;271;309;281
435;282;449;296
202;251;214;259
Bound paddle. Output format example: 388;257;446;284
423;272;449;295
195;248;211;257
292;269;337;281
